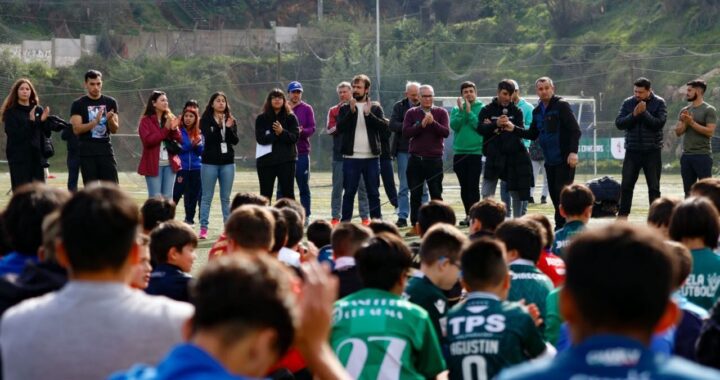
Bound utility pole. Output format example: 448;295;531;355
375;0;381;101
318;0;323;22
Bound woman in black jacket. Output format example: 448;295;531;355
198;92;239;239
1;78;50;191
255;88;299;201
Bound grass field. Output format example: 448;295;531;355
1;169;687;274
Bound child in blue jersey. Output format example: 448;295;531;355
499;223;720;380
446;238;550;380
551;184;593;258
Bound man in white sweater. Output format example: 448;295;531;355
0;183;193;380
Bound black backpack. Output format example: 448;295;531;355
586;176;621;218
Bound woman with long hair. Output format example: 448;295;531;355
173;101;204;225
137;90;182;198
256;88;299;201
1;78;50;190
198;92;239;239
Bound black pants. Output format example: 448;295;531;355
619;149;661;217
9;160;44;191
453;154;483;217
173;170;202;224
407;155;443;225
258;162;295;202
80;155;118;184
67;154;80;191
680;154;712;197
545;162;576;230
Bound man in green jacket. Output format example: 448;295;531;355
450;81;484;225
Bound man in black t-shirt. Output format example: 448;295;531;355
69;70;120;184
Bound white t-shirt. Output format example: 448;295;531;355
347;103;377;159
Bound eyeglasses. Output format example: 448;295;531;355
421;95;433;98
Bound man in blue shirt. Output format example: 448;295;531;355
498;224;720;379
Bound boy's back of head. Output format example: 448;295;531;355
461;238;509;293
190;255;295;363
669;197;720;249
141;196;176;232
523;214;554;250
149;220;198;265
280;208;303;249
560;184;595;218
495;219;545;264
4;183;70;256
307;220;332;248
268;208;287;254
690;178;720;213
230;192;269;212
60;183;140;274
419;224;468;266
368;220;401;237
417;201;456;236
225;205;275;253
469;199;507;233
647;196;680;229
355;233;412;292
274;198;306;223
665;240;692;291
331;223;372;258
563;224;674;337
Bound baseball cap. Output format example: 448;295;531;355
288;81;303;93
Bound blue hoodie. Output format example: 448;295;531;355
178;128;204;171
109;344;254;380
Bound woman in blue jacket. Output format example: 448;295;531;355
173;105;204;225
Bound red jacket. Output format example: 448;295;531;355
137;115;182;176
537;249;566;287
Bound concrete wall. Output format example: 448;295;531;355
22;40;52;66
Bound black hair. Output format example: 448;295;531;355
461;238;508;291
268;208;287;253
262;88;292;118
691;178;720;213
497;79;516;94
190;255;295;356
141;196;176;232
280;208;303;248
647;196;680;228
417;200;456;235
560;184;595;217
469;199;506;232
564;224;673;332
356;233;412;291
202;91;232;121
60;183;139;273
184;99;199;110
687;79;707;93
331;222;372;257
368;220;401;237
225;205;275;251
307;220;332;248
273;198;305;223
633;77;652;90
524;214;554;250
495;219;545;263
419;224;467;265
149;220;198;263
84;69;102;82
669;197;720;249
459;81;476;93
231;192;269;212
3;183;70;256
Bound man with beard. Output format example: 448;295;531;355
479;80;533;219
675;79;717;197
615;77;667;218
335;74;389;222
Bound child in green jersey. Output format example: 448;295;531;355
496;219;554;329
446;238;549;380
405;224;468;350
551;184;593;258
330;233;446;380
669;197;720;311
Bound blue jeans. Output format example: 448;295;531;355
200;163;235;228
501;180;528;218
342;158;381;221
296;154;311;218
331;160;368;220
145;165;176;198
396;152;428;219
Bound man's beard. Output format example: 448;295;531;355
353;92;367;101
687;94;697;102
